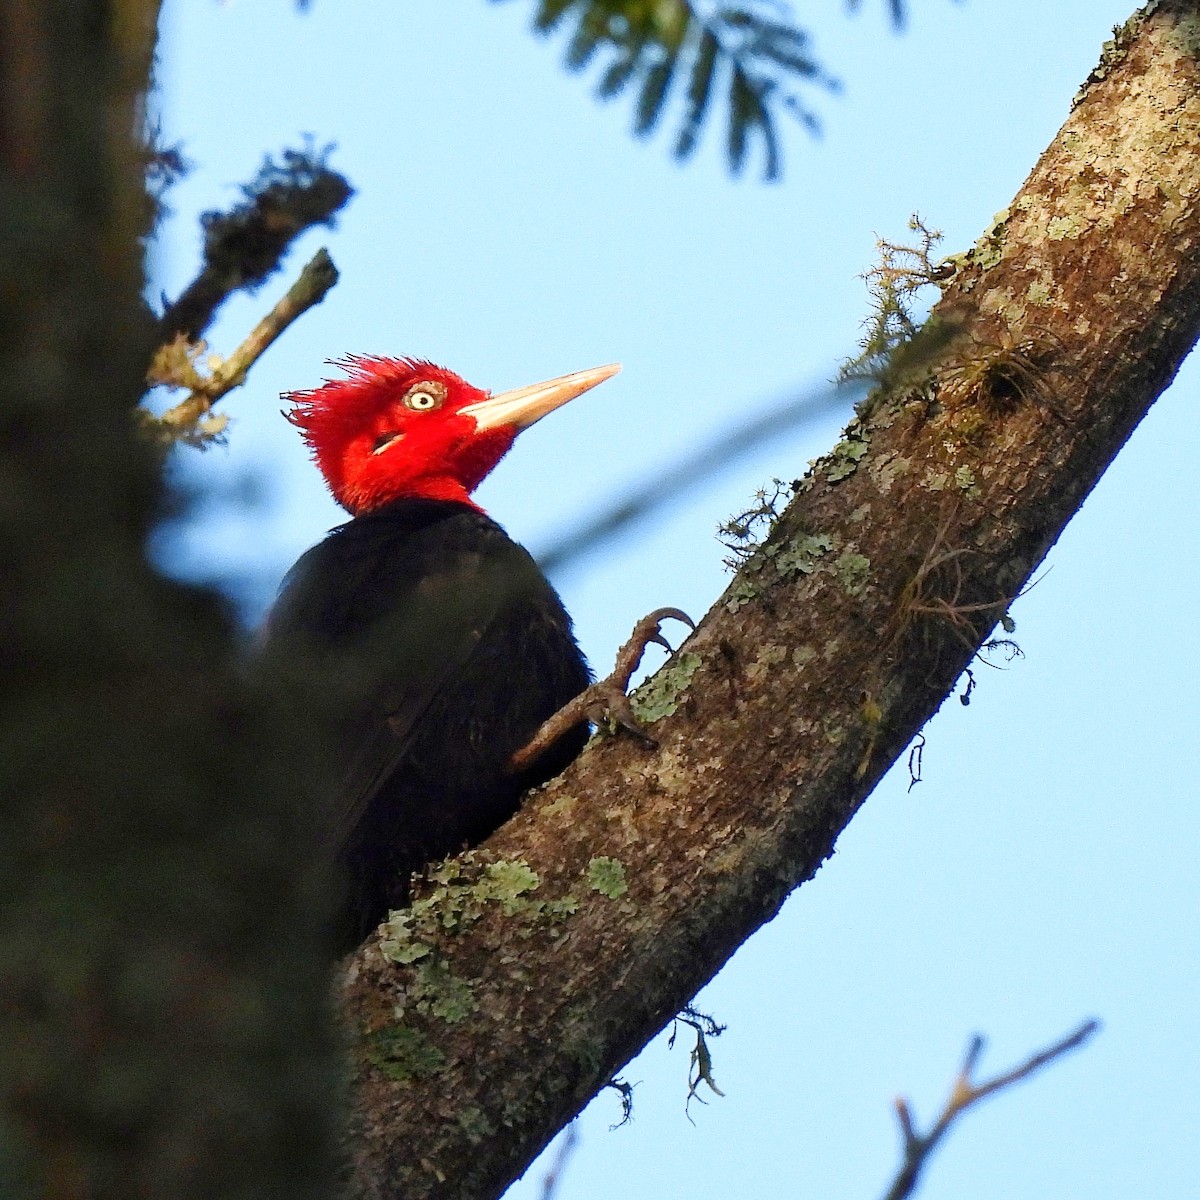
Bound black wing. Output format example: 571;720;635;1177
260;499;590;946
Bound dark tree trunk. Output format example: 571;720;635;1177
0;5;340;1197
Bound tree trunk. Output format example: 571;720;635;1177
338;4;1200;1197
0;5;339;1197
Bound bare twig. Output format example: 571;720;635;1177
668;1005;727;1121
880;1019;1100;1200
150;248;338;442
538;1121;580;1200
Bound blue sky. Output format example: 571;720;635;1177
153;3;1198;1197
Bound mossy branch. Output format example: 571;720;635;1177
144;248;339;446
157;142;351;343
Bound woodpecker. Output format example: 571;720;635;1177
263;357;680;953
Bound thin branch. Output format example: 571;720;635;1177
158;142;351;343
538;1121;580;1200
535;377;861;575
880;1019;1100;1200
150;248;338;442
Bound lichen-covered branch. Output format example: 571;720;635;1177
157;143;351;343
146;247;339;444
337;5;1200;1197
881;1019;1100;1200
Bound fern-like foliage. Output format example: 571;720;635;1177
494;1;839;181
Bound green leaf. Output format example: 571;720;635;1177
530;0;580;36
596;36;647;100
565;9;609;70
727;64;754;175
751;23;820;78
633;51;678;136
674;26;720;160
509;0;835;180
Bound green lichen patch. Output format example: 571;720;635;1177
834;551;871;597
484;860;541;914
631;652;702;722
825;432;871;482
1075;12;1144;103
379;854;552;965
540;793;577;820
1026;279;1053;307
365;1024;446;1083
587;856;629;899
1046;214;1081;241
870;452;912;493
745;643;789;682
973;208;1012;272
791;644;816;667
724;578;761;614
411;959;478;1023
456;1105;496;1144
775;533;835;577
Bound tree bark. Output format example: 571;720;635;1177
0;5;340;1197
338;4;1200;1197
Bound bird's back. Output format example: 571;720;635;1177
263;497;590;950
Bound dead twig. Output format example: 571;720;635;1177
538;1121;580;1200
880;1018;1100;1200
148;249;338;444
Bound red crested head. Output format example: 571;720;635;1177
285;357;620;515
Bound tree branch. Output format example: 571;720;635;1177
148;247;339;442
881;1020;1100;1200
157;143;351;343
338;5;1200;1196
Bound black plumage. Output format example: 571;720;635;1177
263;497;590;952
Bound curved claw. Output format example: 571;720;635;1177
509;604;690;774
643;605;696;631
632;606;696;654
597;692;658;748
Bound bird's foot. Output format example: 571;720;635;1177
508;606;695;774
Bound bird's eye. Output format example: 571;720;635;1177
403;382;446;412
